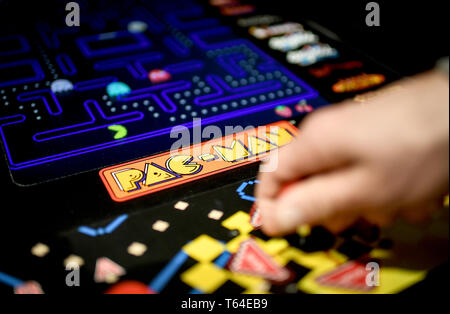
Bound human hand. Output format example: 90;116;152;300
256;70;449;236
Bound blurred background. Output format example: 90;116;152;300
1;0;447;76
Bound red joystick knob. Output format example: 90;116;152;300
105;281;157;294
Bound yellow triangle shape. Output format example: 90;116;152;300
265;127;295;147
213;140;251;162
143;163;179;186
248;136;278;155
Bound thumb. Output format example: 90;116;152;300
261;168;366;236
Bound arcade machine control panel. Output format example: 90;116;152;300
0;0;448;294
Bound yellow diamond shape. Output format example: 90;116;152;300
181;263;229;293
183;234;224;263
221;211;253;234
262;238;289;256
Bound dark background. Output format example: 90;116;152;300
250;0;448;76
1;0;448;75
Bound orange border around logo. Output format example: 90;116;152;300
99;121;298;202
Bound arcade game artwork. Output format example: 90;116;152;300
0;0;448;295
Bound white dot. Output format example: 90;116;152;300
127;242;147;257
152;220;169;232
208;210;224;220
174;201;189;211
31;243;50;258
127;21;148;33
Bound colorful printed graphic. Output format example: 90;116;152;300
268;31;319;52
148;69;172;84
249;23;304;40
227;238;293;283
295;103;314;113
314;261;374;292
274;105;293;118
100;121;298;202
106;81;132;98
287;44;339;67
237;15;283;28
332;73;386;93
308;61;364;78
220;4;256;16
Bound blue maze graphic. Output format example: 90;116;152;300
0;0;325;184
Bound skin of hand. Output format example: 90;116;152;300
256;70;449;236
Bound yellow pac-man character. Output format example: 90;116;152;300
166;155;203;175
111;168;144;192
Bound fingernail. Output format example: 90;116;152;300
275;206;304;231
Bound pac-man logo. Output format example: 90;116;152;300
100;121;298;202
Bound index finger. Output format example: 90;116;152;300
255;107;354;201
